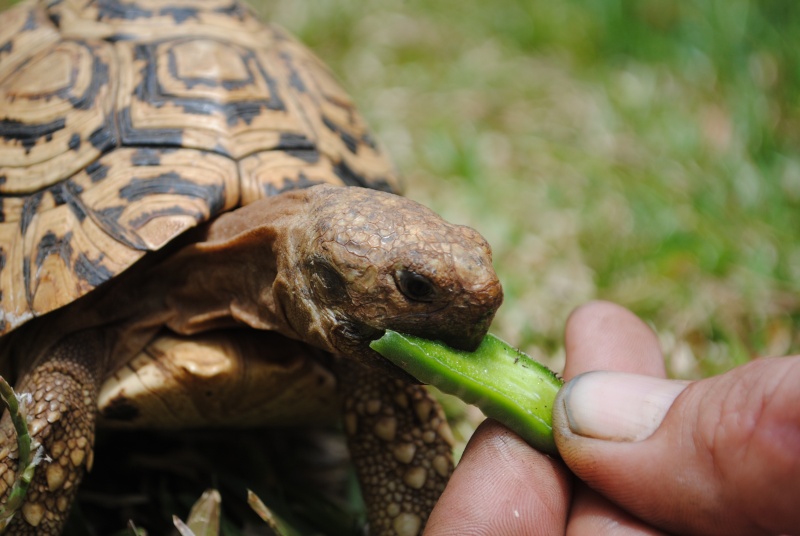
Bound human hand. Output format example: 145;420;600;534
424;301;800;535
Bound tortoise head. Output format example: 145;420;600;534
273;185;503;367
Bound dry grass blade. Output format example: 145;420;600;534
173;515;197;536
248;489;288;536
181;489;222;536
127;519;148;535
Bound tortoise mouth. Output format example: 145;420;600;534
330;320;422;382
335;317;384;346
333;314;487;383
364;329;423;383
375;353;422;383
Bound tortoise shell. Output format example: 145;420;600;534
0;0;399;335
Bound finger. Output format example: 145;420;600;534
564;300;666;379
562;300;670;533
555;356;800;535
425;419;571;535
567;485;668;535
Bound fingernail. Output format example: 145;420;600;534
562;371;689;442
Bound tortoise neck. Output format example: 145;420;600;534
154;190;314;341
50;188;331;377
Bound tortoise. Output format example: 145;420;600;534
0;0;503;534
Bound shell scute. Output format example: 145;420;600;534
118;36;297;158
0;37;117;193
76;148;240;251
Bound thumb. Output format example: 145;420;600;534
553;357;800;535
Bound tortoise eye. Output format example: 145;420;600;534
396;270;436;302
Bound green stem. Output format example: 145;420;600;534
371;331;563;455
0;376;40;531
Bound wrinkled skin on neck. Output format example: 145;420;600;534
159;184;503;369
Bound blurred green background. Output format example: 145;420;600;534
251;0;800;379
2;0;800;533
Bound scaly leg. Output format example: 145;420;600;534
338;361;455;536
0;331;103;534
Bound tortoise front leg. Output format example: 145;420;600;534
338;361;454;536
0;330;103;534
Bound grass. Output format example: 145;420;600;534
2;0;800;533
252;0;800;379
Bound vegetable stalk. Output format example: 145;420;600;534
370;331;563;456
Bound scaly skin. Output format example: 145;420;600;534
338;360;455;536
0;332;103;534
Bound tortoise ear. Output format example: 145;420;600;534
307;257;348;303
